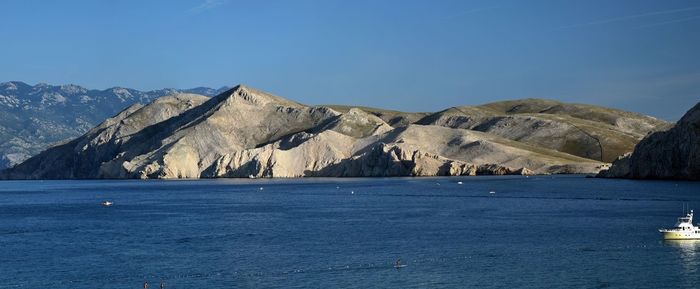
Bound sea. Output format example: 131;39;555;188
0;175;699;289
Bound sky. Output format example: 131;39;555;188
1;0;699;120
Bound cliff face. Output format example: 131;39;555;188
598;102;700;180
1;85;612;179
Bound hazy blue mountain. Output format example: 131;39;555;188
0;81;228;168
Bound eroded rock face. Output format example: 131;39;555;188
598;103;700;180
2;85;612;179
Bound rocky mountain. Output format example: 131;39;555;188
2;84;668;179
413;99;671;162
325;105;430;128
598;102;700;180
0;81;229;168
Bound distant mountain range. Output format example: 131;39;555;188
1;84;673;179
0;81;229;168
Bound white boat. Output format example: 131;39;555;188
101;201;113;207
659;210;700;240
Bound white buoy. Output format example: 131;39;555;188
489;191;496;194
457;181;463;185
259;187;264;191
351;191;355;194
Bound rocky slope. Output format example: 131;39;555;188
325;105;429;128
1;85;613;179
597;102;700;180
415;99;670;162
0;81;228;168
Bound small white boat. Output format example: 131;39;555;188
659;210;700;240
101;201;113;207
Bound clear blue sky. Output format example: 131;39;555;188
1;0;698;120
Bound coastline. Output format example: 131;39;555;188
0;172;597;181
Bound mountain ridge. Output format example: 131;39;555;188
1;84;670;179
0;81;229;168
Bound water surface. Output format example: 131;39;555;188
1;175;699;288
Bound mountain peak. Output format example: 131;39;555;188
59;84;88;94
0;81;29;90
216;84;303;107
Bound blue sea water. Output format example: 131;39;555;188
0;175;699;288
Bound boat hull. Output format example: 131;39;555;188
662;231;700;240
